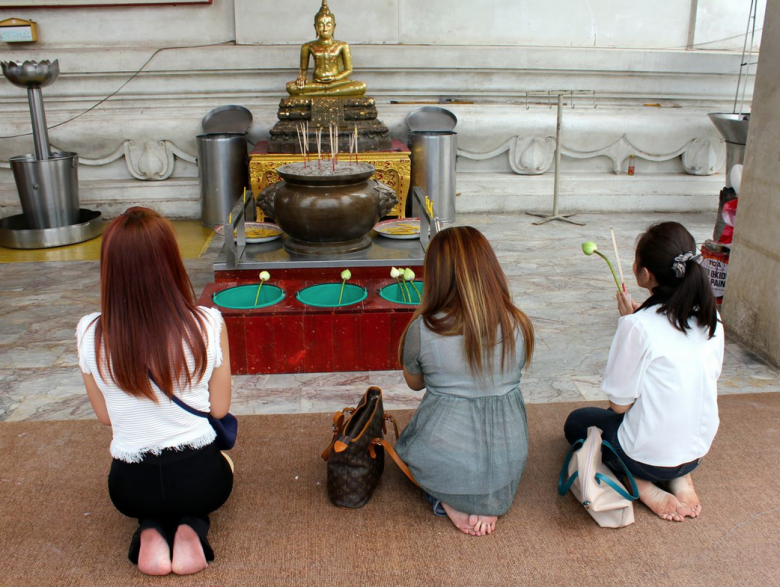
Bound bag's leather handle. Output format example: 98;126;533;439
384;414;400;440
321;408;353;461
369;438;419;487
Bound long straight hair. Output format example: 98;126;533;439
94;207;207;401
399;226;534;376
635;221;718;338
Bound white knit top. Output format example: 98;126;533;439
76;306;224;463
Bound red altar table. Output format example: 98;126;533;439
198;265;423;375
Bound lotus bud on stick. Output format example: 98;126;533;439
338;269;352;305
581;241;621;292
404;268;421;302
254;271;271;306
390;267;406;302
397;267;412;301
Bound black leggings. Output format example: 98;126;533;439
108;441;233;563
564;407;700;483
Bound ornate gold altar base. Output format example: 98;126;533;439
249;140;410;221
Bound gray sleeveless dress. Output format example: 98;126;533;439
396;316;529;515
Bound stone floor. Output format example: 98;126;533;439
1;212;778;422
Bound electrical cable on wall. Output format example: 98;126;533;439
0;26;764;143
0;39;236;141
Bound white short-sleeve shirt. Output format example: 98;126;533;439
601;307;724;467
76;306;224;463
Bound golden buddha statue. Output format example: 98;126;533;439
286;0;367;98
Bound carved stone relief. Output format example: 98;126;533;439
0;139;197;180
458;134;725;176
80;140;197;180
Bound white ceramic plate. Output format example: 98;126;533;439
374;218;420;240
215;222;283;243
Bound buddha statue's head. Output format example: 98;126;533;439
314;0;336;40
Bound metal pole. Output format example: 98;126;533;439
27;86;51;160
686;0;699;50
738;0;757;116
552;93;563;217
733;0;755;114
526;92;584;226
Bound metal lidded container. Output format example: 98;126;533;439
407;107;457;225
198;105;253;227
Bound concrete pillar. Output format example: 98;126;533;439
721;0;780;366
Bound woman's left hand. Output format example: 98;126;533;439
616;291;640;316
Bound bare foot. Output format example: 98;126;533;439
635;478;689;522
137;528;171;576
469;514;498;536
668;474;702;518
171;524;208;575
441;503;478;536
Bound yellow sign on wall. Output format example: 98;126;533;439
0;18;37;43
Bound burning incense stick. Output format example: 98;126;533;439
330;124;336;172
316;126;322;170
354;125;359;164
610;228;626;292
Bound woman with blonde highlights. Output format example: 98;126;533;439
76;208;233;575
396;226;534;536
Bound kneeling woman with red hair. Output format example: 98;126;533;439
76;208;233;576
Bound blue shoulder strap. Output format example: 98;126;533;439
557;439;584;495
149;371;209;419
596;440;640;501
558;437;639;501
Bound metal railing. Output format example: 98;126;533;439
413;186;440;251
224;190;256;269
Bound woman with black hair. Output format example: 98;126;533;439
564;222;724;522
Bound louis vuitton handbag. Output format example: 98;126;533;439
321;386;404;509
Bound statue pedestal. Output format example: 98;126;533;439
269;96;392;153
249;140;411;220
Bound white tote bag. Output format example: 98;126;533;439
558;426;639;528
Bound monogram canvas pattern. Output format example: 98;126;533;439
325;387;386;509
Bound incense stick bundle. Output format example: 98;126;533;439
316;127;322;170
354;125;359;164
329;124;336;171
610;228;626;291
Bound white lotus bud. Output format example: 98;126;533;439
259;271;270;281
390;267;401;279
341;269;352;281
403;268;415;281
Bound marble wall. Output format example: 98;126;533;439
0;0;765;220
